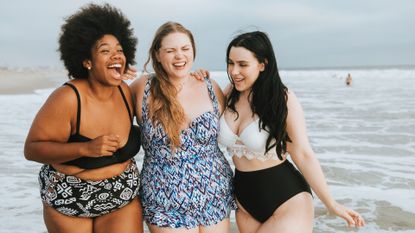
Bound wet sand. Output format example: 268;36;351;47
0;68;67;94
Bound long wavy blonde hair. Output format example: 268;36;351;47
144;21;196;147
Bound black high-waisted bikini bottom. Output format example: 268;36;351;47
234;160;312;223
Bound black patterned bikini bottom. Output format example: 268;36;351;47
38;159;140;218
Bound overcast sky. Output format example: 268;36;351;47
1;0;414;70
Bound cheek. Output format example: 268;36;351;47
185;51;194;61
158;54;170;65
247;70;260;83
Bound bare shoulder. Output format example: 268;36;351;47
129;74;150;121
119;81;132;97
45;84;78;109
37;84;79;122
286;89;301;109
130;74;150;99
223;83;233;97
27;84;78;141
285;89;306;124
286;88;296;98
130;74;150;90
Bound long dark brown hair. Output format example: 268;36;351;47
226;31;289;160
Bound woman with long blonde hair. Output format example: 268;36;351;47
130;22;235;233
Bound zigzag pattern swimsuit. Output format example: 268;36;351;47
139;77;235;228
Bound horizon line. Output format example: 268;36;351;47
2;63;415;71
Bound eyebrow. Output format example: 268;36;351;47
229;58;248;63
161;44;191;50
161;47;175;51
97;42;121;49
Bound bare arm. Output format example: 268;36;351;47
24;86;120;164
285;90;364;228
223;83;233;97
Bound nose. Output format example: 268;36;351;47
229;65;239;76
111;53;121;60
111;49;123;60
174;50;185;59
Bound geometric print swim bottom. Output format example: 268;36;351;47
38;159;139;218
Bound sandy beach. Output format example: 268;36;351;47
0;67;67;94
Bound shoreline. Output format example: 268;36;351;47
0;68;67;94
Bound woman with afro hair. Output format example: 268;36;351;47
24;4;143;233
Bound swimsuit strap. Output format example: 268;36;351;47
117;85;133;123
142;76;219;119
142;75;153;121
204;77;220;116
63;83;81;134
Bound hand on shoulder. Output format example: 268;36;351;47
129;73;150;95
120;66;138;80
190;68;210;81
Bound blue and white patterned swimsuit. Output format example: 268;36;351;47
139;77;235;228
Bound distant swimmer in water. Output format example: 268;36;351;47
346;73;353;86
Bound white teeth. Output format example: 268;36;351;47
173;62;185;67
108;64;122;68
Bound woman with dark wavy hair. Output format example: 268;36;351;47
217;31;365;232
24;4;142;233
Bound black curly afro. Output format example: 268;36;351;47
58;3;137;79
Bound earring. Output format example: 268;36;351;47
87;66;91;70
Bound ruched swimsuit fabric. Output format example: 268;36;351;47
139;77;235;228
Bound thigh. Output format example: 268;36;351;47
257;192;314;233
43;204;93;233
200;218;230;233
94;198;143;233
147;224;199;233
235;204;261;233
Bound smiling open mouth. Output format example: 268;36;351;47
173;62;186;68
108;63;122;78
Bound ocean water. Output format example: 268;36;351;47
1;67;414;232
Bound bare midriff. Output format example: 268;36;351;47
232;155;286;172
52;159;131;181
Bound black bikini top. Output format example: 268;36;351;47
63;83;141;169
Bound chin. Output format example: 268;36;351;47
172;70;189;78
234;85;245;92
109;78;123;86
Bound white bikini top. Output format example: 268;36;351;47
218;114;279;161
